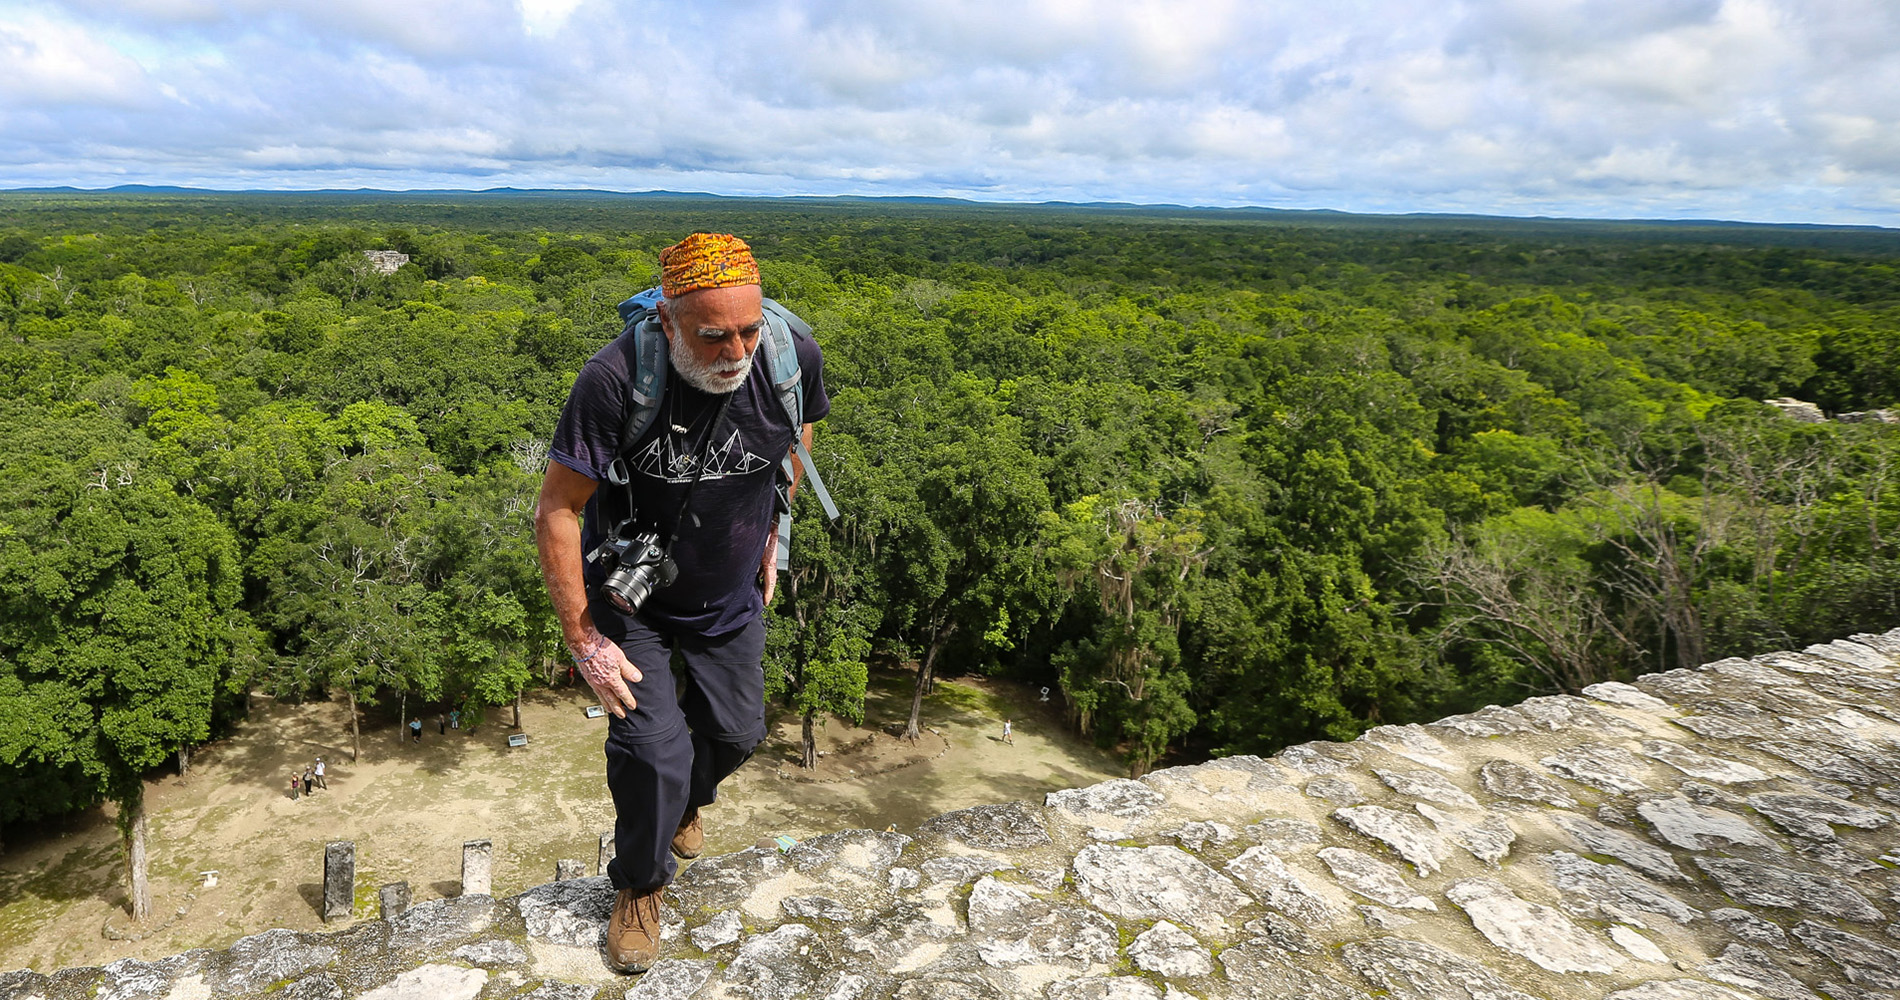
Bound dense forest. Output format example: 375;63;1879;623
2;192;1898;914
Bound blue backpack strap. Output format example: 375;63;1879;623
610;288;668;485
761;298;839;521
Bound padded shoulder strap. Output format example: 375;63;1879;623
610;287;668;485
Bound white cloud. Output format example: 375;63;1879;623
1;0;1898;224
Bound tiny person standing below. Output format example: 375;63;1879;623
409;718;422;743
288;771;300;801
1003;719;1014;745
314;757;328;790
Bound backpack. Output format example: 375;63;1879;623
608;288;838;570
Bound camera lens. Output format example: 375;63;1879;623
604;562;658;616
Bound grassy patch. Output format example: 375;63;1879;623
924;680;1009;720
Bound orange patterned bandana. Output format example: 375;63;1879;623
659;233;760;297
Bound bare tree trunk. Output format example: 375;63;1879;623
801;710;817;770
347;689;361;763
514;691;522;729
125;795;152;922
903;622;955;742
177;744;190;777
399;690;407;747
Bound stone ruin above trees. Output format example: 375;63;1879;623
6;629;1900;1000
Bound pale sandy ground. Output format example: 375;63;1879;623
0;670;1121;973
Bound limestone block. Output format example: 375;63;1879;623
1604;981;1756;999
691;910;744;950
1432;705;1536;738
919;801;1053;850
1479;759;1578;808
624;959;716;1000
1126;920;1213;978
1376;768;1479;809
1331;805;1448;875
1046;977;1165;1000
1277;740;1363;774
1315;846;1436;911
1415;803;1516;864
386;895;494;951
1544;851;1699;927
1245;817;1323;852
782;895;856;922
1358;723;1456;769
724;924;835;1000
378;881;410;921
98;953;204;1000
920;855;1010;885
1790;921;1900;988
1304;775;1365;804
1070;845;1252;933
356;964;485;1000
1702;943;1818;1000
1635;795;1778;851
1219;938;1367;1000
1047;779;1164;821
1583;681;1675;712
1709;907;1788;946
1223;847;1336;923
1747;791;1890;840
211;929;339;994
1340;936;1536;1000
448;939;528;967
1610;925;1670;963
1164;819;1234;852
786;829;911;882
966;875;1116;969
1445;877;1625;974
1694;857;1884;923
598;832;615;875
516;876;614;947
1540;743;1651;794
1804;640;1895;672
322;841;354;923
1637;740;1771;784
553;859;584;881
460;839;493;897
1552;813;1689;881
671;845;789;910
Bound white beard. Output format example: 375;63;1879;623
668;329;755;394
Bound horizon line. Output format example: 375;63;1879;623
2;184;1896;234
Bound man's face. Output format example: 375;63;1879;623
660;284;764;394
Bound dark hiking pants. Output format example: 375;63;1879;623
593;603;767;892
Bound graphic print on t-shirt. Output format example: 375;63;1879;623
630;426;774;483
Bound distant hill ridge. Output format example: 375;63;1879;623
3;186;1897;235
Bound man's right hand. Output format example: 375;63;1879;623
574;637;643;718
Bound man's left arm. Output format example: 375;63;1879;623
759;422;814;605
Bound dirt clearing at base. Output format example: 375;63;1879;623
0;669;1120;973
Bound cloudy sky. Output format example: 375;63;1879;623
3;0;1897;224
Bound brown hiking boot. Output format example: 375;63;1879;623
606;886;662;974
671;807;704;860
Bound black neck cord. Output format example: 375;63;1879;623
622;386;734;552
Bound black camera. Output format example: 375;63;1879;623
586;522;677;616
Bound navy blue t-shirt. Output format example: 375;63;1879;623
549;318;829;636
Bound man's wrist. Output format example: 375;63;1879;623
565;629;607;660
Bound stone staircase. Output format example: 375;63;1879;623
5;630;1900;1000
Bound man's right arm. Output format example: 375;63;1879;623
534;461;643;717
